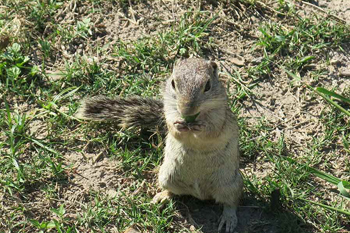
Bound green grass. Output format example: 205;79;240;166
1;0;350;232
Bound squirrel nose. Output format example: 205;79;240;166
182;112;200;123
177;102;199;119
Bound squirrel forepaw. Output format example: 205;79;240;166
189;122;205;131
218;205;238;233
174;120;205;132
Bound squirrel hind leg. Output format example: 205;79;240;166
213;171;243;232
218;205;238;233
151;190;173;204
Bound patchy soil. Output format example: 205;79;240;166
319;0;350;24
63;152;124;201
60;1;349;232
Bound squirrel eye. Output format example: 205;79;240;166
204;80;211;92
171;80;176;90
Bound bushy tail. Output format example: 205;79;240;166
75;96;165;131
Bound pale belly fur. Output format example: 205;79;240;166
158;133;238;200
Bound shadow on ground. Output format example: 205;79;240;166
175;195;313;233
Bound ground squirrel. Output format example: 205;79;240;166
76;58;243;232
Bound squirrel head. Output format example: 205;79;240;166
163;58;227;129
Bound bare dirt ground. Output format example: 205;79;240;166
58;1;349;232
319;0;350;24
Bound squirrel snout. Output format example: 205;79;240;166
177;102;200;121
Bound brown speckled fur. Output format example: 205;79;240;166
76;96;165;130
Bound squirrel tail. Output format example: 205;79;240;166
75;96;165;131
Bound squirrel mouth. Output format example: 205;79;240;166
174;121;200;132
173;112;201;132
174;121;190;132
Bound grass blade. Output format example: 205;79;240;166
316;87;350;105
338;181;350;198
314;88;350;117
300;55;315;64
29;138;61;156
285;157;350;199
307;166;340;185
283;68;301;82
343;135;349;150
285;157;340;185
300;198;350;216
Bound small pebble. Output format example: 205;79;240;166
229;57;245;66
124;227;140;233
339;71;350;77
330;59;341;65
0;35;10;49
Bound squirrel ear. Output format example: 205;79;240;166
209;61;218;70
174;59;183;68
209;61;218;76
